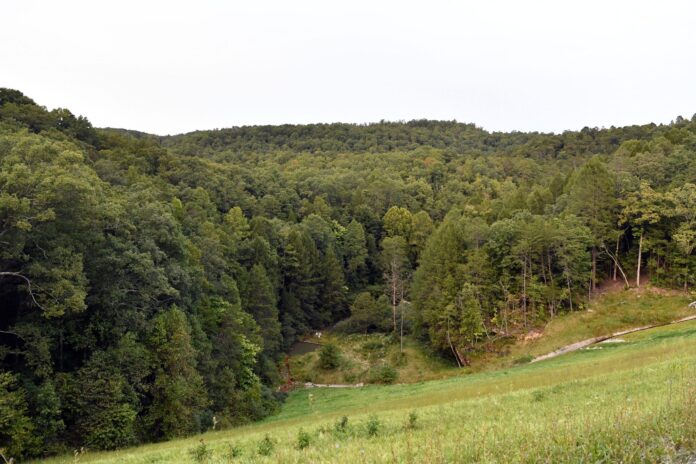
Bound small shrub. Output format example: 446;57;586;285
189;439;212;463
334;415;349;433
257;434;275;456
296;428;310;450
318;344;341;370
532;390;546;402
225;442;242;459
405;410;418;430
366;415;380;437
369;364;398;384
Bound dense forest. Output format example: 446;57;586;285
1;88;695;459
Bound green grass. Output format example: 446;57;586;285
37;314;696;463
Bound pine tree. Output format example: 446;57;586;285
146;307;209;439
320;247;348;322
241;265;281;357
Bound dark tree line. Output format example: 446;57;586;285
1;88;695;459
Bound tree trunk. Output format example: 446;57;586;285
446;320;462;368
59;327;64;371
601;244;630;287
454;346;470;367
400;309;404;353
566;274;573;312
522;257;527;327
591;247;597;291
636;230;644;288
391;261;398;333
613;235;620;281
547;250;556;316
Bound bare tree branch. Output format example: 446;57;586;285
0;271;45;310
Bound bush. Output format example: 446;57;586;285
257;434;275;456
366;415;380;437
334;416;349;434
406;410;418;430
225;442;242;459
318;344;341;370
296;428;310;450
189;439;212;463
0;373;38;459
369;364;398;384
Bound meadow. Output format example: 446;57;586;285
37;297;696;463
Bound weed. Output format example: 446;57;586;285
405;410;418;430
257;434;275;456
335;416;349;434
296;429;311;450
224;442;242;459
188;440;212;463
366;415;381;437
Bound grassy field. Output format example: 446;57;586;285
38;299;696;463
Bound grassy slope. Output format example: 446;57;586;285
499;287;693;364
38;293;696;463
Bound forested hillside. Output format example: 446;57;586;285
1;88;695;459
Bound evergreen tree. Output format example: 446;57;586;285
241;265;281;357
146;307;209;439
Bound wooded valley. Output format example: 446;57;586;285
1;88;695;460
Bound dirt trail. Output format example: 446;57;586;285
531;314;696;363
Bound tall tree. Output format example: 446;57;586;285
567;157;617;290
240;265;281;357
620;182;664;287
380;236;409;333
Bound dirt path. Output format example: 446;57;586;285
531;314;696;363
302;382;365;388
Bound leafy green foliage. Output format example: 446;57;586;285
0;372;37;458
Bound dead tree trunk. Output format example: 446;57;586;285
636;230;644;288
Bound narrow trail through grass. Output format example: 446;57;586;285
531;313;696;363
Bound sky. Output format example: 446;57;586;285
2;0;696;135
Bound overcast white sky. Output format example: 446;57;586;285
2;0;696;135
